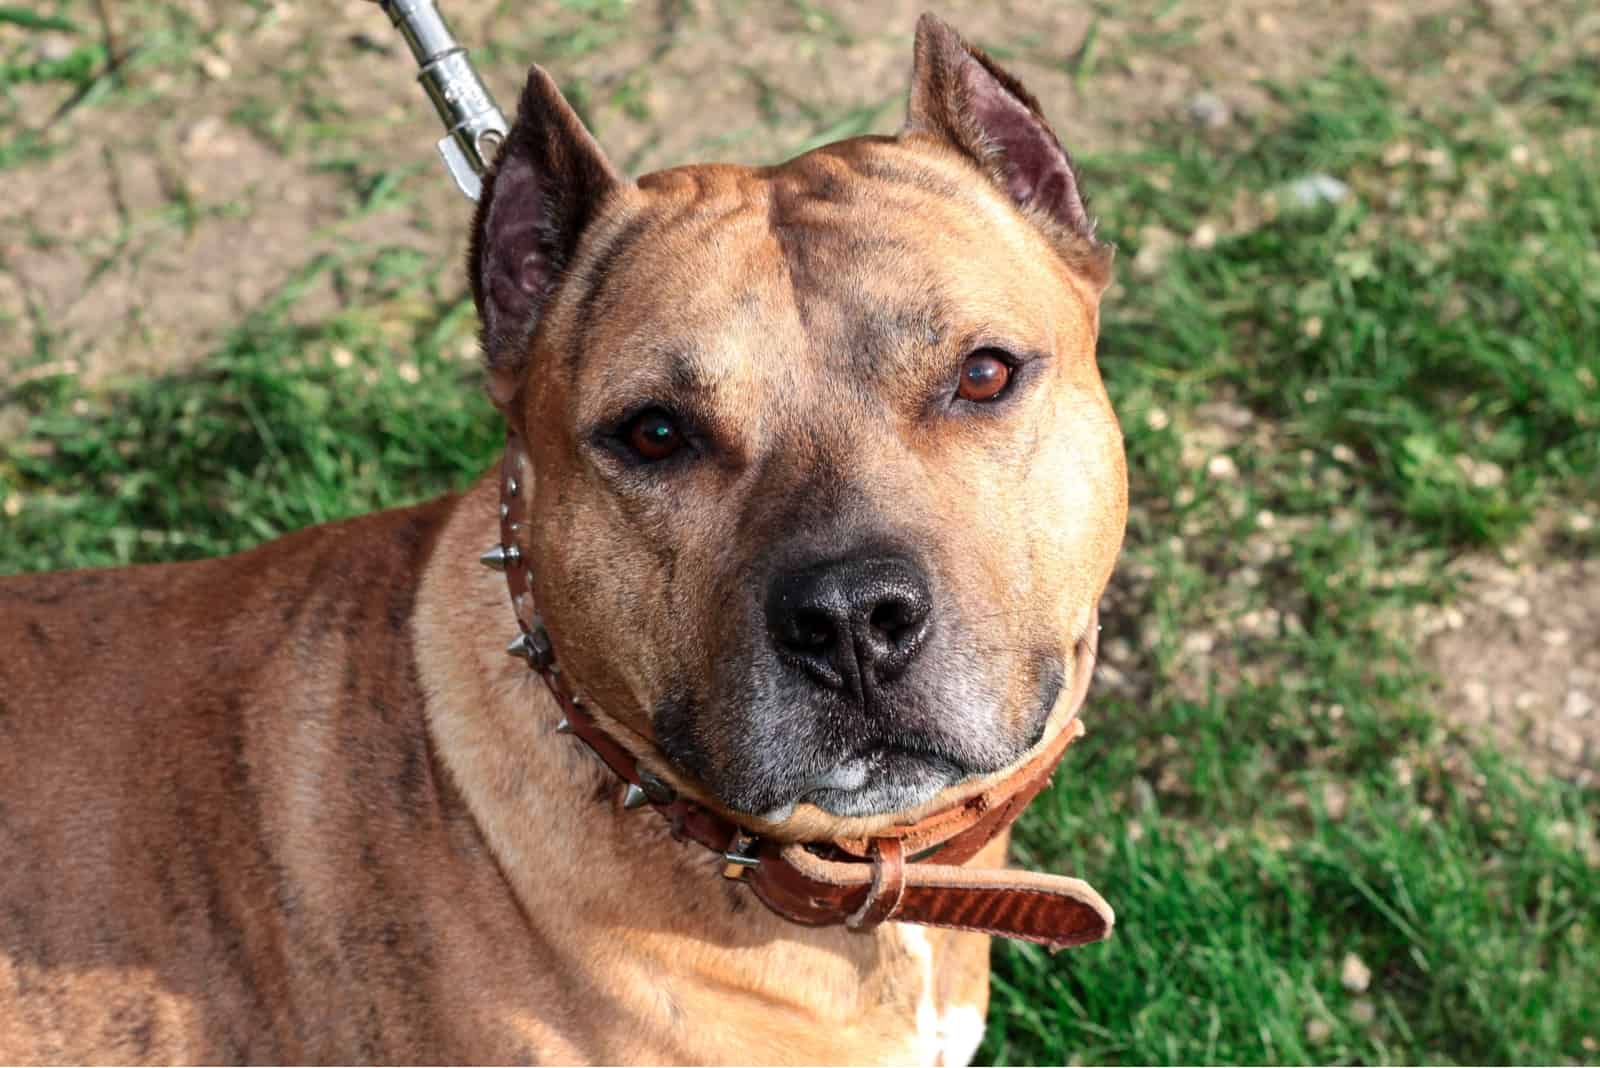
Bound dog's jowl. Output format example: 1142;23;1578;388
0;16;1126;1064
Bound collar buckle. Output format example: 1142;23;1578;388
722;831;761;880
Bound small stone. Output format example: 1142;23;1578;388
1548;725;1584;762
1207;454;1238;480
1304;1018;1332;1045
1565;691;1597;720
1190;221;1219;249
34;35;76;63
1182;631;1215;656
1302;315;1324;339
1349;998;1376;1025
1187;91;1232;129
1133;226;1180;277
1146;408;1170;431
1284;174;1351;209
1391;758;1414;786
2;494;21;518
1340;952;1371;992
1331;444;1358;465
1502;595;1532;619
1545;628;1571;648
1381;141;1414;167
200;53;233;80
1322;782;1349;822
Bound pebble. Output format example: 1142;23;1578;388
1207;454;1239;480
1183;632;1216;656
1340;952;1372;992
1323;782;1349;822
1133;226;1180;277
1349;998;1377;1025
200;53;233;80
35;35;76;63
1285;174;1352;209
1305;1018;1331;1044
1187;91;1232;129
1547;725;1584;762
1564;690;1595;721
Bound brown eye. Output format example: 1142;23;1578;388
958;350;1012;402
625;410;685;461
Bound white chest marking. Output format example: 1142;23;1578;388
893;926;987;1067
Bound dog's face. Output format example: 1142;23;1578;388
469;17;1126;830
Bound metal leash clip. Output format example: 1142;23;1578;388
368;0;508;201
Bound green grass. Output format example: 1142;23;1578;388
3;17;1598;1068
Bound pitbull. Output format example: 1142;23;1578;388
0;15;1126;1064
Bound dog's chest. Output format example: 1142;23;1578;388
894;926;988;1067
607;922;989;1067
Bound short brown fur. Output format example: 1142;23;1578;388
0;15;1126;1064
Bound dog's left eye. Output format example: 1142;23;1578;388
622;409;687;462
957;350;1013;402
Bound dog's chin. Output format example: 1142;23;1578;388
757;748;965;822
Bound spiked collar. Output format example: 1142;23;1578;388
482;427;1113;950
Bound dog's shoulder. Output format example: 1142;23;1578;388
0;494;490;1062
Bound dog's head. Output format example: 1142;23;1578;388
468;15;1126;835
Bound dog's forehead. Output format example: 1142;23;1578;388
552;137;1084;400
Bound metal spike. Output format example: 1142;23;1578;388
480;544;520;571
637;768;676;805
622;784;649;810
506;627;554;669
555;717;573;734
526;625;554;669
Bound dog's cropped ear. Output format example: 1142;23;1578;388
904;14;1112;288
469;65;621;407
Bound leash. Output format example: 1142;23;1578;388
367;1;1113;951
489;428;1113;951
368;0;507;202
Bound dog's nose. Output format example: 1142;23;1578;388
766;555;932;698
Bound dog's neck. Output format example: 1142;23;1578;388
412;472;975;1061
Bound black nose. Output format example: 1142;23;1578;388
766;554;933;700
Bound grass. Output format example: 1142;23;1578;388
3;6;1598;1066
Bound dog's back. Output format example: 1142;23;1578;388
0;498;547;1062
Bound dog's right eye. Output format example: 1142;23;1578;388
621;409;687;463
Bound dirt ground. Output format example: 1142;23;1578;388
1;0;1593;780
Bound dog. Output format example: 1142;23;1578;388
0;15;1126;1064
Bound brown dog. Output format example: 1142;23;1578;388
0;15;1126;1064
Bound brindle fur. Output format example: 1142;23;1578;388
0;16;1126;1064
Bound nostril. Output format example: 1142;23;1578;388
869;600;915;642
792;609;836;650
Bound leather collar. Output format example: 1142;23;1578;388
485;427;1113;951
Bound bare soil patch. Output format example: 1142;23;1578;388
1;0;1560;384
1424;517;1600;786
